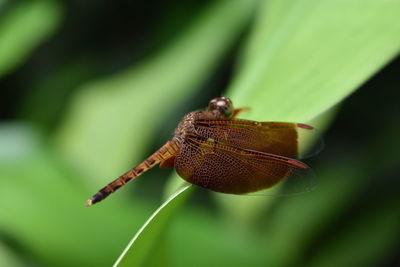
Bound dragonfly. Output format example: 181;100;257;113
86;97;320;206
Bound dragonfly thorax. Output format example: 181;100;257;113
174;112;198;142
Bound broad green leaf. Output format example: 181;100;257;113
0;0;62;77
114;185;192;267
228;0;400;122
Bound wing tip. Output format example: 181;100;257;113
288;159;309;169
297;123;314;130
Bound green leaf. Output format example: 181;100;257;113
114;184;192;267
0;0;63;77
228;0;400;122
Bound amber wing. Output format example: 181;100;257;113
175;135;314;195
194;119;318;159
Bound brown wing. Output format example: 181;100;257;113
175;136;314;195
194;119;320;159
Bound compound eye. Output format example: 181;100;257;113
208;97;233;118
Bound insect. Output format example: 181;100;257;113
86;97;319;206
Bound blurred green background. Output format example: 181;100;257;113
0;0;399;266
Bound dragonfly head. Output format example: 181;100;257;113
208;97;233;119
